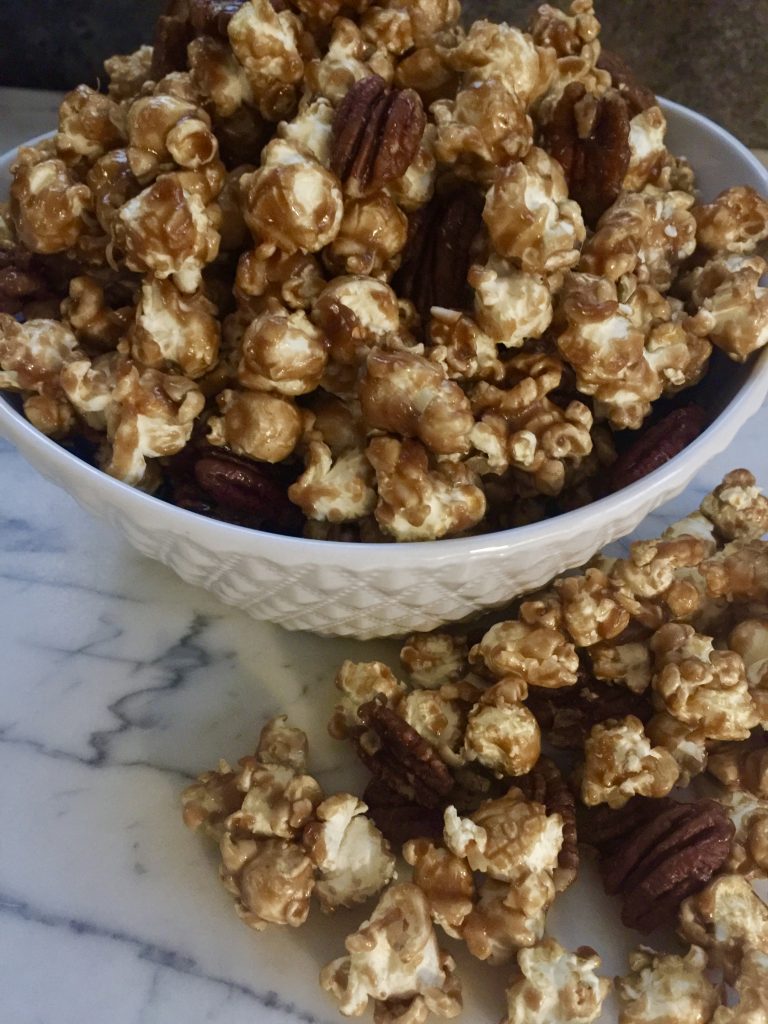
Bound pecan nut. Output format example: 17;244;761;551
331;76;427;199
527;678;653;750
151;0;194;79
541;83;631;227
609;405;706;493
164;445;305;535
597;50;657;118
587;797;734;932
355;698;454;809
517;756;578;891
0;245;55;314
362;777;446;848
393;183;484;327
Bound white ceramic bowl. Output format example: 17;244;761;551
2;99;768;639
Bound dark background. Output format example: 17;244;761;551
1;1;766;146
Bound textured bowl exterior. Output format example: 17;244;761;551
2;100;768;638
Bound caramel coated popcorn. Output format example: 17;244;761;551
3;0;767;535
180;473;768;1020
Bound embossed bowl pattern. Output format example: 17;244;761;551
2;100;768;638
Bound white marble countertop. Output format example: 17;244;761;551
1;88;767;1024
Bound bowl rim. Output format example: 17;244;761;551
2;97;768;570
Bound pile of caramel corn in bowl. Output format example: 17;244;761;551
1;0;767;546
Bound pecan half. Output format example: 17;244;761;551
163;445;305;535
542;83;630;227
393;183;484;327
597;50;657;118
362;777;446;848
517;756;578;890
588;797;734;932
356;698;454;809
609;405;706;493
189;0;246;36
527;678;653;750
331;76;427;199
151;0;194;79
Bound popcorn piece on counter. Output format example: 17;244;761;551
463;697;541;777
615;945;720;1024
700;540;768;604
700;469;768;542
470;619;579;689
61;352;204;485
319;882;462;1022
716;788;768;880
207;388;305;463
678;874;768;984
580;715;680;808
329;660;407;740
398;686;469;768
694;186;768;254
645;712;708;787
503;938;610;1024
367;436;486;541
708;738;768;797
129;276;221;379
729;619;768;727
443;788;563;885
220;834;316;930
403;838;475;939
303;793;396;911
400;633;470;690
183;717;395;931
651;624;759;741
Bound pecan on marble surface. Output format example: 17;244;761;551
588;797;734;932
542;83;631;227
362;776;446;848
527;678;653;750
330;76;427;198
355;698;454;809
517;756;578;891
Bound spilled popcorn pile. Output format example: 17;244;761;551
183;468;768;1023
0;0;768;540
